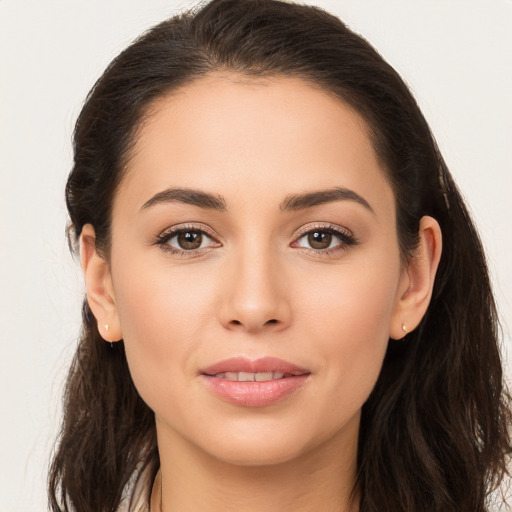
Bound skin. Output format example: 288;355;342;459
81;75;442;511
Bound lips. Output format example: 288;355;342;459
201;356;309;376
200;357;311;407
211;371;286;381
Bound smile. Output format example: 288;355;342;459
211;371;290;381
200;357;311;407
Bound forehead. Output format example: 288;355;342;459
116;74;394;217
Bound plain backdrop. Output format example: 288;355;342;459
0;1;511;510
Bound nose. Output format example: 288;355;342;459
217;245;292;334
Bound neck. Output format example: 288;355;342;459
152;416;360;512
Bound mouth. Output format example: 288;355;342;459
200;357;311;407
207;371;294;381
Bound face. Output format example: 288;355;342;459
106;75;409;466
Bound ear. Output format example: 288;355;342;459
80;224;123;343
390;216;442;340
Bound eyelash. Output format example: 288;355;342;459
292;223;358;256
153;223;358;257
153;224;220;257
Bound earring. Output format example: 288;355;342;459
401;324;407;333
104;324;114;349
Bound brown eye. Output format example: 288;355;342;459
176;230;203;250
162;228;219;253
156;225;221;255
307;231;332;249
293;226;356;253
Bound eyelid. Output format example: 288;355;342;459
156;222;219;241
293;222;354;240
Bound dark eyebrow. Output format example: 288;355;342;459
141;187;227;212
280;187;374;213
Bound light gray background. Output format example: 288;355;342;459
1;1;511;510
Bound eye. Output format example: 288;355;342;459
169;229;209;250
154;225;221;255
299;230;337;250
292;225;357;253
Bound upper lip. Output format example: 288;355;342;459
201;356;310;376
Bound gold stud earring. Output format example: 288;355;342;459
104;324;114;349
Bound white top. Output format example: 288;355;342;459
117;467;153;512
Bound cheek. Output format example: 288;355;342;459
299;256;399;335
111;262;217;405
296;256;400;393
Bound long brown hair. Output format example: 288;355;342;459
49;1;511;510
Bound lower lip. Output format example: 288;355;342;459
201;374;310;407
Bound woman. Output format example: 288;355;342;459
48;0;511;510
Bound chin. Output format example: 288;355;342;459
191;417;349;468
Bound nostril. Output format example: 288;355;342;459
267;319;278;324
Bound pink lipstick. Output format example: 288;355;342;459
200;357;311;407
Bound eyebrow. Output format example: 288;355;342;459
280;187;374;213
141;187;227;212
140;186;373;214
